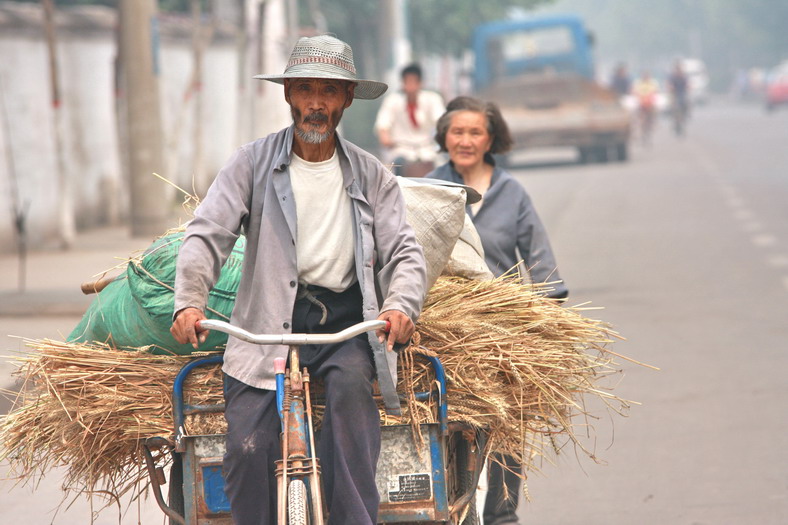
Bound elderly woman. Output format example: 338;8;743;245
426;96;568;525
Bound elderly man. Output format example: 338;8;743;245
170;35;427;525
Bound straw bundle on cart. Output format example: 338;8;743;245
392;276;631;466
0;274;632;503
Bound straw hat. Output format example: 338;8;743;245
254;35;388;100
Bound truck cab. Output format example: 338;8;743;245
473;15;594;91
473;15;630;163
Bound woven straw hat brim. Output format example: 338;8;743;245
254;71;388;100
257;35;388;100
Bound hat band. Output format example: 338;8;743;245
286;56;356;76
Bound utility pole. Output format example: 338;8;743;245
392;0;412;69
190;0;206;195
235;0;251;145
118;0;169;236
382;0;412;87
42;0;75;248
286;0;298;44
306;0;327;33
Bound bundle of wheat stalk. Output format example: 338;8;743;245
394;276;632;469
0;341;224;502
0;275;632;503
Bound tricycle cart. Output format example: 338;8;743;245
142;321;487;525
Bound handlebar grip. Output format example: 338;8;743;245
80;275;116;295
384;320;391;333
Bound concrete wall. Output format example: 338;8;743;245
0;34;61;249
0;1;292;252
159;41;240;196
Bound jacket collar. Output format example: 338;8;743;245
442;157;502;187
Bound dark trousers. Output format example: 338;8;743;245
222;283;381;525
483;453;521;525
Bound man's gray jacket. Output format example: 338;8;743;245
174;125;427;414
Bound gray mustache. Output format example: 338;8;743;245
304;113;328;123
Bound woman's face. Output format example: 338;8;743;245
445;110;493;171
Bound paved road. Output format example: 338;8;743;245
0;230;166;524
512;102;788;524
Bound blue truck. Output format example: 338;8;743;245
473;15;630;163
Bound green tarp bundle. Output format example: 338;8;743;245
68;232;245;355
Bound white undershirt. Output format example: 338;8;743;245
289;151;356;292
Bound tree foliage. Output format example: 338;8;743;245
408;0;552;57
13;0;116;7
12;0;207;12
539;0;788;84
321;0;553;63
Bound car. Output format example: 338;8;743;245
765;62;788;112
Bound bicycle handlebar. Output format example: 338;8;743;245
197;319;389;346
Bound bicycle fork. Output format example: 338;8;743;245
275;347;326;525
195;318;388;524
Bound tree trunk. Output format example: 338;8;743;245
42;0;75;248
118;0;170;236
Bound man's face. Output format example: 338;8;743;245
402;73;421;99
285;78;355;144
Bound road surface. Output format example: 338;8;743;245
512;101;788;525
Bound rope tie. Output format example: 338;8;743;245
296;285;329;325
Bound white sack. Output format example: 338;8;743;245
396;177;467;290
443;214;494;281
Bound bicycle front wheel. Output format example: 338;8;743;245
288;478;309;525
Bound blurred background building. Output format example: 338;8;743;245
0;0;292;250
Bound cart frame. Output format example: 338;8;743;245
143;349;487;525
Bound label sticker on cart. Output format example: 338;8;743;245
388;473;432;502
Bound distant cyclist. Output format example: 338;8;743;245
374;63;445;177
667;60;690;136
609;62;632;98
632;71;660;145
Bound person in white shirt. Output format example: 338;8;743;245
374;63;445;176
